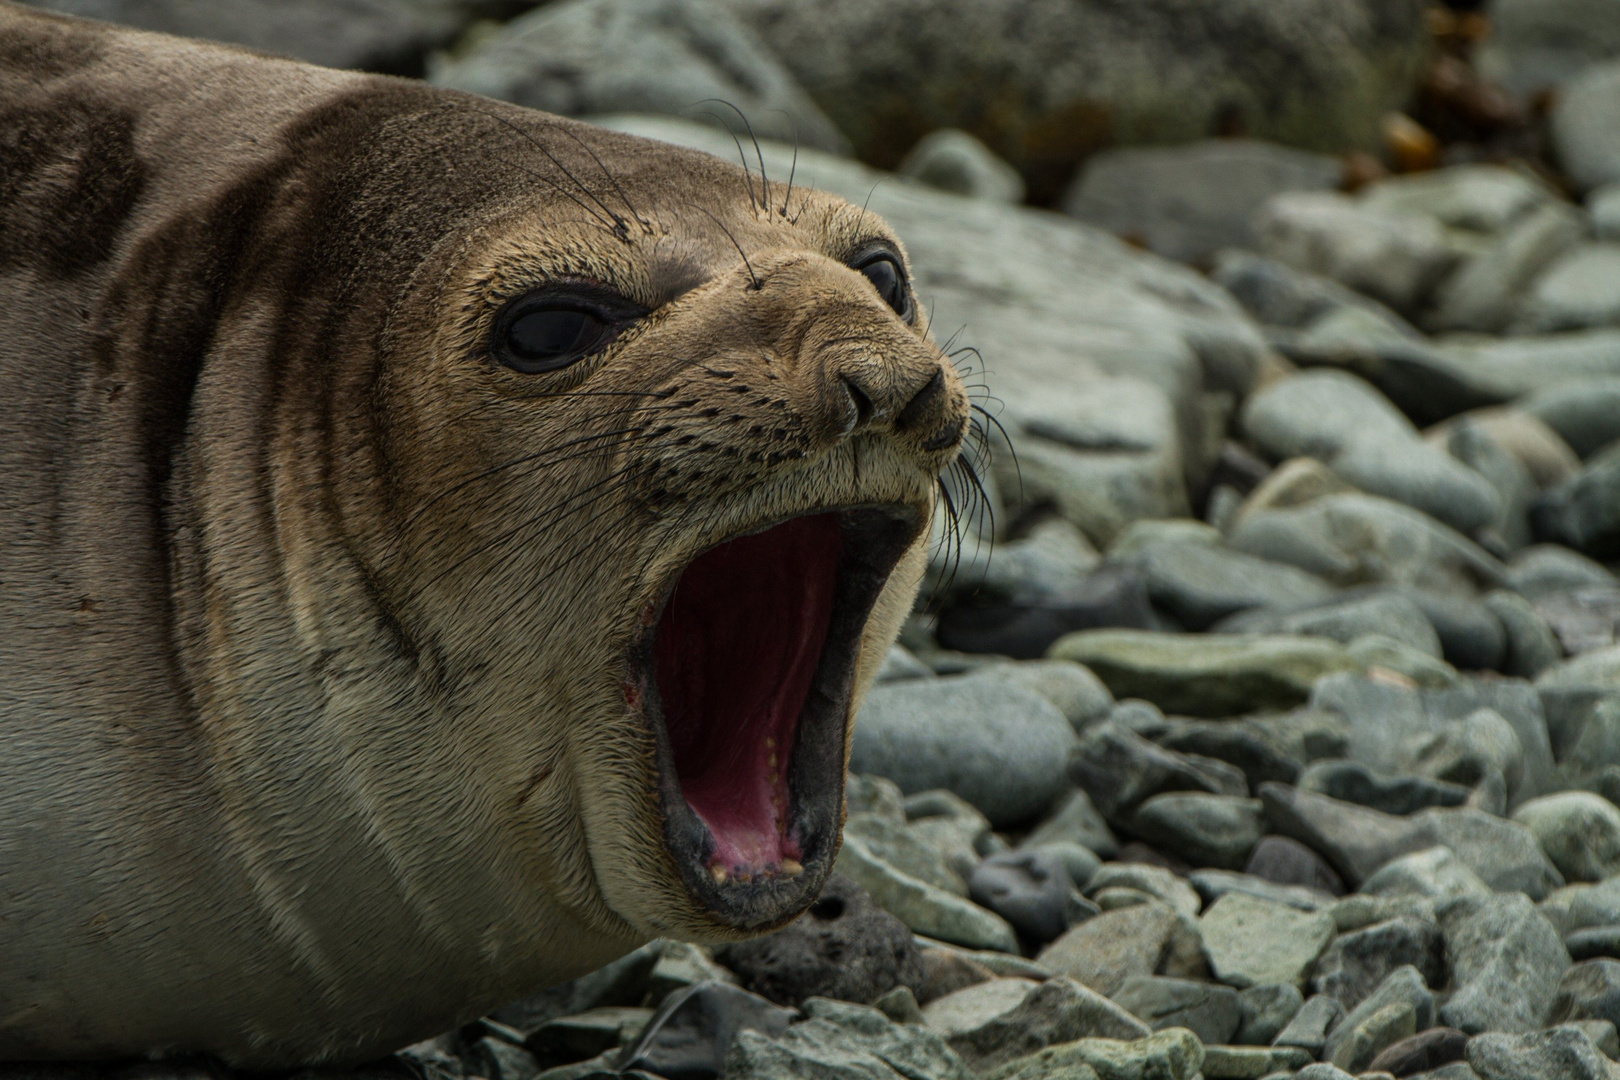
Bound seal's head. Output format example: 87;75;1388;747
381;113;969;942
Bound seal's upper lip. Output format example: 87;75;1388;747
628;504;921;927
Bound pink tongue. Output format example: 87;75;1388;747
653;514;841;876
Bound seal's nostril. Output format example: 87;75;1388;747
896;367;945;431
841;375;874;429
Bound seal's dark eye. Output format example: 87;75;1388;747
493;297;621;374
855;254;912;320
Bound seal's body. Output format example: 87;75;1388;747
0;3;967;1066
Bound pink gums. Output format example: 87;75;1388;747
653;514;841;875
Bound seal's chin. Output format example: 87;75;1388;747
637;505;919;927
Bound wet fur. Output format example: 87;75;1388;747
0;2;968;1067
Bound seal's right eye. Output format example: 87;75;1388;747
496;303;609;374
492;287;644;374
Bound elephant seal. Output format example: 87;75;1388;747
0;3;969;1067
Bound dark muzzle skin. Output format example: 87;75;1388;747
0;1;969;1067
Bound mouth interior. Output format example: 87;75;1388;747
653;513;842;875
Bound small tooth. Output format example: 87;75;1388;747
767;753;778;769
781;859;804;876
764;737;776;750
710;865;728;884
738;872;752;884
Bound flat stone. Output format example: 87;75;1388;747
1215;590;1443;658
1111;975;1242;1044
933;975;1151;1074
1438;891;1572;1034
981;1029;1204;1080
921;978;1040;1038
1257;782;1433;888
1063;140;1341;264
1311;916;1445;1010
1200;892;1335;989
1360;846;1492;901
1199;1044;1314;1079
1243;834;1346;896
724;996;971;1080
1273;993;1345;1056
1114;537;1335;631
1467;1025;1620;1080
852;672;1078;827
1515;793;1620;883
1212;248;1411;332
1048;630;1361;718
1036;901;1205;997
716;874;926;1007
1417;806;1566;900
846;812;970;896
1126;793;1264;871
1571;926;1620;962
835;837;1020;953
1189;869;1332;913
1523;377;1620;460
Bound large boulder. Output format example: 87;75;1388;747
721;0;1430;201
24;0;472;73
428;0;849;152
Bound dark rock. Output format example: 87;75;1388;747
1548;959;1620;1028
1438;891;1572;1034
1299;759;1471;816
1235;983;1305;1046
1214;589;1443;659
1156;722;1303;787
1534;442;1620;559
1569;925;1620;962
1113;841;1195;879
615;981;796;1079
1312;917;1446;1011
968;850;1075;946
1365;1026;1469;1077
1114;537;1335;631
1069;720;1247;821
1125;793;1264;870
525;1006;655;1068
1410;590;1508;672
492;943;663;1035
935;564;1156;660
1243;834;1346;896
716;875;926;1007
1257;783;1430;888
1036;901;1208;997
1110;975;1242;1044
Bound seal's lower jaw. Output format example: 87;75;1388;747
639;506;920;929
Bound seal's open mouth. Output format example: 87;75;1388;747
634;506;919;925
